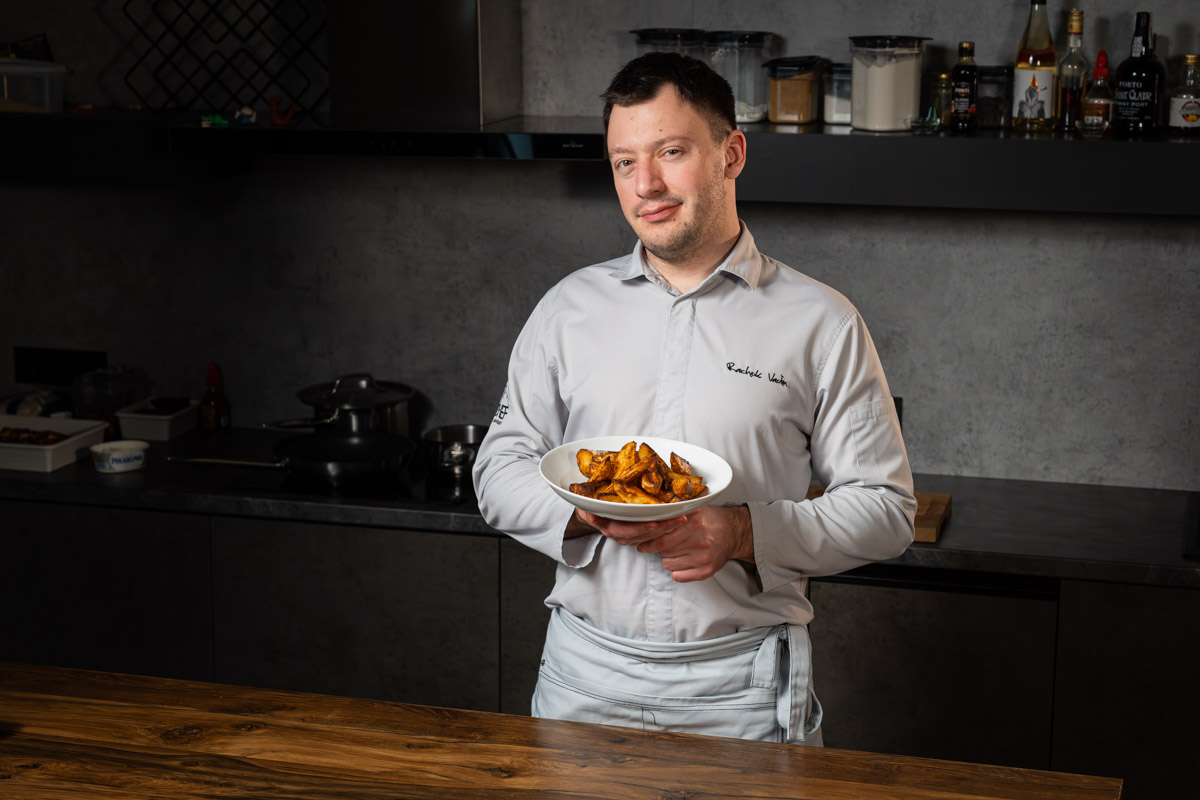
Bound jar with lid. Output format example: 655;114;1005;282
631;28;706;59
823;62;852;124
763;56;825;124
848;35;929;131
705;30;772;123
976;65;1014;128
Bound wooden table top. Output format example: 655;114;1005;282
0;662;1120;799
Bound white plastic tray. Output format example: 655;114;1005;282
0;415;108;472
116;398;200;441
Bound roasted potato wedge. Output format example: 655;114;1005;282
572;441;708;505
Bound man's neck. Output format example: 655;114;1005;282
645;226;742;294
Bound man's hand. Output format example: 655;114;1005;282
571;504;754;583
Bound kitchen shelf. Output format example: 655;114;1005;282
5;111;1197;215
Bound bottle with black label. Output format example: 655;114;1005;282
1167;54;1200;135
1114;11;1165;135
951;41;979;131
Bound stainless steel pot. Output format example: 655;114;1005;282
267;373;415;437
422;424;488;477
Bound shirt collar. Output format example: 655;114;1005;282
609;221;763;292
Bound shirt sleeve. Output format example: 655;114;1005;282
471;291;602;568
748;310;917;592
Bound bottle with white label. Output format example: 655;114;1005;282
1012;0;1057;132
1167;54;1200;135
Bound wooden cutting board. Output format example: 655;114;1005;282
806;485;951;543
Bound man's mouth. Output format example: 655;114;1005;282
638;203;680;222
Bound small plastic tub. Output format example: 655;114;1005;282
763;56;825;124
90;440;149;473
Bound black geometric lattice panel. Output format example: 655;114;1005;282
121;0;327;116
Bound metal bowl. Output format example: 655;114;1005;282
422;424;488;477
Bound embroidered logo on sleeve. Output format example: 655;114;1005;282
492;385;511;425
726;361;788;387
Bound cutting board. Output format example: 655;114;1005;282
805;485;951;543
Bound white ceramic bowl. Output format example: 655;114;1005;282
90;440;149;473
540;436;732;522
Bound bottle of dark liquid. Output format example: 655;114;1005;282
1114;11;1166;135
1057;9;1089;131
1012;0;1057;132
199;362;232;430
951;41;979;131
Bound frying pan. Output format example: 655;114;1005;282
168;433;414;490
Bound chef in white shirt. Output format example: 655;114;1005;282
472;52;916;745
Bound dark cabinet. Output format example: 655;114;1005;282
0;499;213;681
499;538;556;715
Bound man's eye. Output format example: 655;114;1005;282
614;159;633;170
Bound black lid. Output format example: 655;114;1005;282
705;30;770;46
631;28;706;45
762;56;827;77
826;61;852;75
849;35;930;49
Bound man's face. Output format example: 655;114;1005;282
606;87;735;266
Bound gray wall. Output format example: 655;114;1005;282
2;1;1197;491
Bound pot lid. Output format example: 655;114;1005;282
296;373;414;410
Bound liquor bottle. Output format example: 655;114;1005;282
1113;11;1166;135
1082;50;1116;129
951;41;979;131
199;362;231;430
1057;9;1089;130
1167;54;1200;135
1012;0;1057;132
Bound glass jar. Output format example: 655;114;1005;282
763;56;825;124
849;35;929;131
705;30;771;123
631;28;706;59
977;65;1014;128
823;62;852;124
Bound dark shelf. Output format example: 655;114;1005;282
4;111;1197;215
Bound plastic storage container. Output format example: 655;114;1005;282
705;31;772;123
849;35;929;131
0;59;67;113
763;57;825;123
116;397;200;441
632;28;706;59
977;65;1014;128
823;62;853;124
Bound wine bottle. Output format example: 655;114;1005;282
1057;9;1089;130
1012;0;1057;132
951;41;979;131
1113;11;1166;135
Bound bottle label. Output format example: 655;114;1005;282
1169;96;1200;128
952;82;975;114
1115;79;1158;123
1012;67;1055;120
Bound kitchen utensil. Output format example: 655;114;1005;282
268;373;415;437
540;436;732;522
90;440;149;472
422;424;488;477
169;433;414;490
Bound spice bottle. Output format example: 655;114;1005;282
199;362;232;430
1082;50;1116;131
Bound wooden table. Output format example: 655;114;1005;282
0;662;1121;799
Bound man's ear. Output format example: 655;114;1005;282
724;130;747;179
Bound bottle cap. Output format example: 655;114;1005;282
1185;54;1199;67
206;362;222;387
1093;50;1109;79
1068;9;1084;35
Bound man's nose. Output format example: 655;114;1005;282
635;161;665;197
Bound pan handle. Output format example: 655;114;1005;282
167;455;287;469
260;410;338;430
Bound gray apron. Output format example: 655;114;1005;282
533;607;823;744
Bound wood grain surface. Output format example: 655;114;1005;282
0;662;1120;799
806;486;951;543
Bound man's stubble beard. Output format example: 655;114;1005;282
638;161;728;266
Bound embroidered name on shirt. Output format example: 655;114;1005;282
726;362;788;387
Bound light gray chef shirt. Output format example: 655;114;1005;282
473;224;916;643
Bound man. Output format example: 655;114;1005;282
472;52;915;745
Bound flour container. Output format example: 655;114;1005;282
705;31;772;123
849;36;929;131
632;28;706;59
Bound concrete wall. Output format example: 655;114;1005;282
1;1;1197;491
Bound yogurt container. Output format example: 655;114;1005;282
91;440;149;472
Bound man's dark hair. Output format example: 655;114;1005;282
601;52;736;143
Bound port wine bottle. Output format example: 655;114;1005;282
1113;11;1165;135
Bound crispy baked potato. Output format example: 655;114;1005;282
568;440;709;505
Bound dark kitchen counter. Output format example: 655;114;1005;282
1;428;1197;589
